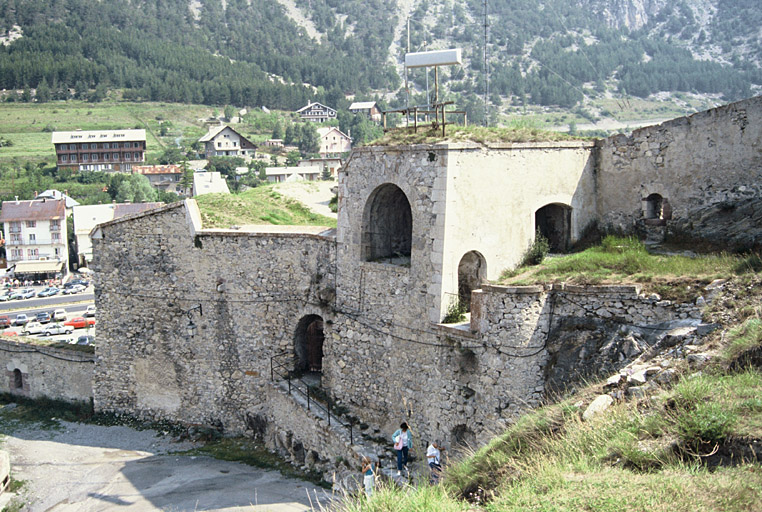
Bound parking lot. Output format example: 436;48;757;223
0;280;96;345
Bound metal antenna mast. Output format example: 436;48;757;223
483;0;489;125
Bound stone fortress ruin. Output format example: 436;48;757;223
6;96;762;479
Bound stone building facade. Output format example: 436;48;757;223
1;339;93;402
87;97;762;473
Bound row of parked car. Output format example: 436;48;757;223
0;279;90;301
0;304;96;329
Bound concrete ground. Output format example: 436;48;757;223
2;420;332;511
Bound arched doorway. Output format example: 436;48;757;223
457;251;486;312
13;368;23;389
294;315;325;373
644;193;671;225
535;204;572;253
361;183;412;265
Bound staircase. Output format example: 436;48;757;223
270;353;425;492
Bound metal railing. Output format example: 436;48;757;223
270;351;354;444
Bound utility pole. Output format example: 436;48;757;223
406;17;410;117
483;0;489;126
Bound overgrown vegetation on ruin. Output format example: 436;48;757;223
369;121;581;146
196;185;337;229
500;236;761;302
335;267;762;512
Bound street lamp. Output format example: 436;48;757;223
185;304;202;338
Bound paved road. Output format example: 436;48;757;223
2;419;330;512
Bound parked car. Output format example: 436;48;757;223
22;321;46;335
64;316;95;329
75;335;94;345
0;291;14;302
8;290;23;300
62;284;86;295
13;313;29;326
53;309;67;322
68;279;89;287
16;288;36;299
37;287;60;297
35;312;52;324
43;323;75;336
85;305;96;317
0;315;11;328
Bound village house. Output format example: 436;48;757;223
198;125;257;159
317;127;351;158
0;198;68;279
265;166;321;183
193;171;230;196
296;101;337;123
52;129;146;172
298;157;343;178
348;101;382;122
133;164;186;195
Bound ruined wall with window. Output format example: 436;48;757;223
597;96;762;251
0;339;93;401
91;201;337;436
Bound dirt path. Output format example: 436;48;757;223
2;420;330;511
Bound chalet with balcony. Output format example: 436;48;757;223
296;102;337;123
349;101;382;122
0;198;68;276
199;125;257;158
52;129;146;172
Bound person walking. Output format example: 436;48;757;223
361;456;375;497
426;440;445;483
392;422;413;475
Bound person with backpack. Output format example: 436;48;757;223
392;422;413;475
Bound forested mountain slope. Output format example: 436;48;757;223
0;0;759;121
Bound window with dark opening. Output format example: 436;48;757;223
458;251;487;312
13;368;23;389
361;184;412;265
535;204;572;253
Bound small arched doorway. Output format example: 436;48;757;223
361;183;413;265
644;193;671;225
13;368;23;389
457;251;486;312
294;315;325;373
535;203;572;253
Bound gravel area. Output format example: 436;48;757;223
272;180;337;220
2;418;330;511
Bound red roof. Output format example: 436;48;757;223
133;164;184;175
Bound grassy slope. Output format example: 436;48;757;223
195;185;336;229
338;240;762;512
0;101;216;164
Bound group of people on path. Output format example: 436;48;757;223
361;421;447;497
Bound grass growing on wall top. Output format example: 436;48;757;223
500;236;758;301
370;121;583;146
195;185;337;229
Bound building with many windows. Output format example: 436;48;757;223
52;129;146;172
0;198;68;277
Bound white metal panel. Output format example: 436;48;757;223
405;49;462;68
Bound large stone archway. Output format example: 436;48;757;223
535;203;572;253
361;183;412;265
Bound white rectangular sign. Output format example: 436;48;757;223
405;49;462;69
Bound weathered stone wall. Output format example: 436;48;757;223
597;96;762;249
92;201;336;434
0;339;93;402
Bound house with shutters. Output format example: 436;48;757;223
317;127;351;158
0;198;69;277
295;102;337;123
199;125;257;158
52;129;146;172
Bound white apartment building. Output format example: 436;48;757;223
0;198;68;275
